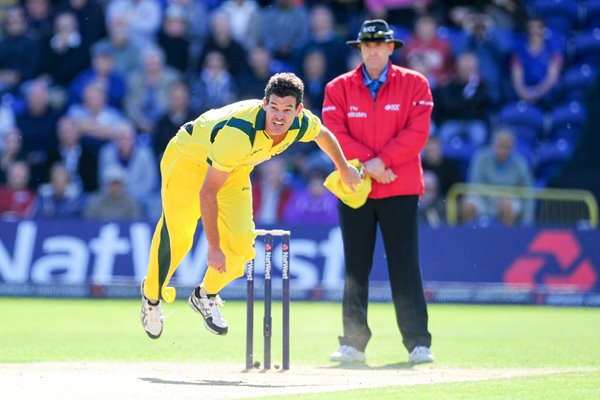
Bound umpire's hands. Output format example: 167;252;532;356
363;157;386;177
363;157;397;184
371;169;397;184
207;247;227;273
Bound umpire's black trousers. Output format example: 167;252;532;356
338;195;432;352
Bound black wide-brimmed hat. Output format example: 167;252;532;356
346;19;404;50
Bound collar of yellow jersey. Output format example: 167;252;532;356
324;159;372;209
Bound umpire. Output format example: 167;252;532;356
323;19;434;364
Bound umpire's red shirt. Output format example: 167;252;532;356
322;63;433;198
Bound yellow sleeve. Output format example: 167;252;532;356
297;108;322;143
207;126;252;172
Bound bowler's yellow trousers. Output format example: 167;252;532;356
143;140;256;302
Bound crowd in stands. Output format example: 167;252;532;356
0;0;597;227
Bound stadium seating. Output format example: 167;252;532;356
533;100;586;186
560;63;596;102
571;29;600;65
436;26;466;55
535;138;574;185
441;136;477;177
549;100;586;142
498;101;546;148
583;0;600;29
531;0;580;37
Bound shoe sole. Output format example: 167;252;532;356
143;325;162;340
330;354;366;363
330;357;366;363
409;357;434;364
140;306;163;339
187;296;228;336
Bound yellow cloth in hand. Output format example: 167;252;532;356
323;159;372;209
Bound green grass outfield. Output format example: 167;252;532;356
2;298;600;399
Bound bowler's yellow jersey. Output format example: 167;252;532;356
173;100;322;172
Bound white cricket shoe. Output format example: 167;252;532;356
140;280;163;339
330;345;366;363
188;286;228;335
409;346;435;364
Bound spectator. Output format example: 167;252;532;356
0;128;25;184
98;121;158;202
346;49;363;70
435;52;492;146
157;5;191;74
421;136;462;197
403;14;453;88
365;0;432;29
438;1;524;32
105;0;162;48
47;116;99;193
69;41;127;108
283;166;338;225
458;12;512;105
93;14;142;76
197;11;248;77
218;0;260;49
418;169;445;227
152;81;195;160
37;11;90;92
510;17;563;108
34;162;84;219
253;0;310;62
189;50;238;113
461;128;534;226
252;157;293;225
83;164;143;220
0;160;36;219
299;49;328;117
236;46;274;100
57;0;106;46
296;5;349;81
483;0;525;31
66;79;126;152
0;6;41;96
169;0;209;70
310;0;365;30
0;98;16;150
124;45;181;134
15;78;59;187
436;2;473;30
24;0;54;39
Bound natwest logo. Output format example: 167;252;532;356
503;231;597;290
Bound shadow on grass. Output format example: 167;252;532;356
321;362;416;370
139;376;312;388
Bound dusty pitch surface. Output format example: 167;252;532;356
1;362;569;400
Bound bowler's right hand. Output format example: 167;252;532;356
340;163;362;192
207;247;227;273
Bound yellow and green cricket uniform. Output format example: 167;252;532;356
144;100;322;302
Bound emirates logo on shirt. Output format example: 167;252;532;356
347;106;367;118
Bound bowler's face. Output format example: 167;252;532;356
359;42;394;71
262;95;303;138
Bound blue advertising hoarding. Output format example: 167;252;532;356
1;220;599;305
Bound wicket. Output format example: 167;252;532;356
246;229;290;370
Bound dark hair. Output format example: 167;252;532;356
264;72;304;108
